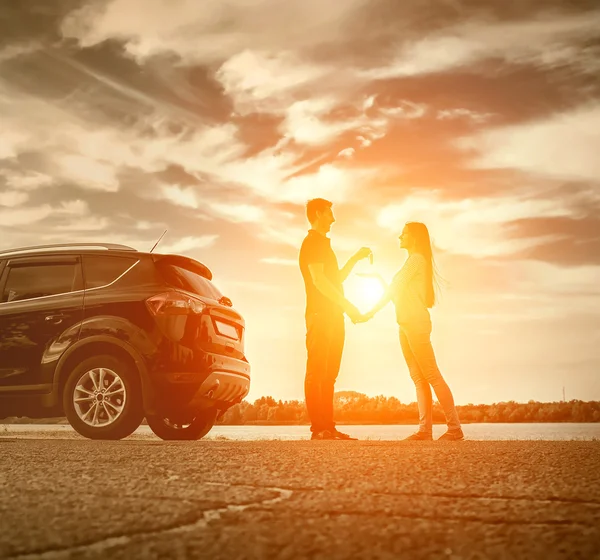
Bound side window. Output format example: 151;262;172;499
83;256;138;289
1;262;82;303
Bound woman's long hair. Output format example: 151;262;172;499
405;222;441;308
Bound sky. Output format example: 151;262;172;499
1;0;599;405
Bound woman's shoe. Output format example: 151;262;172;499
437;428;465;441
403;431;433;441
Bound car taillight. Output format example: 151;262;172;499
146;292;206;316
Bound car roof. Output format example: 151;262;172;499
0;243;213;280
0;243;137;258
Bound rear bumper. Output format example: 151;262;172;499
152;345;251;411
197;371;250;404
155;370;249;416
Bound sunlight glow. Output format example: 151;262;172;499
345;275;386;313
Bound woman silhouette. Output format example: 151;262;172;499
360;222;463;441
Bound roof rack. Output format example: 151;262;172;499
0;243;137;257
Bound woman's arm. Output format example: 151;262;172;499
365;288;393;318
362;255;423;321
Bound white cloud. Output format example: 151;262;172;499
261;257;297;266
458;104;600;181
281;98;361;146
161;185;198;209
56;200;90;216
377;192;573;257
0;191;29;207
1;84;247;197
338;148;355;159
437;108;492;123
362;12;600;79
0;205;53;227
159;235;219;254
0;43;41;63
516;262;600;297
62;0;368;65
209;203;264;223
2;171;54;191
216;50;331;115
258;225;307;248
156;186;264;223
57;217;110;231
136;220;163;230
379;101;427;120
0;129;29;159
280;164;373;204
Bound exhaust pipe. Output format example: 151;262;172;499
205;380;220;399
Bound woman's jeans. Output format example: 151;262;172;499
399;326;461;433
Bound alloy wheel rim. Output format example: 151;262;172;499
73;368;127;427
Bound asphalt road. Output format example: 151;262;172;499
0;436;599;560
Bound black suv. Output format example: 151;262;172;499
0;243;250;440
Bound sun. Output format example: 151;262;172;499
345;275;386;313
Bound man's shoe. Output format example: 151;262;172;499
437;428;465;441
311;430;336;440
403;431;433;441
332;429;358;440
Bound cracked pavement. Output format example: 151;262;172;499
0;438;599;559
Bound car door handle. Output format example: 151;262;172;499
45;314;67;325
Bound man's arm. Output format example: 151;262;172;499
339;247;372;283
309;263;360;320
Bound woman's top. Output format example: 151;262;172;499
389;253;431;329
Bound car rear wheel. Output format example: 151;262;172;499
146;408;218;441
63;355;144;440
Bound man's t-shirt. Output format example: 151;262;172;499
299;230;343;317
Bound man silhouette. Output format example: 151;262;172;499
299;198;372;440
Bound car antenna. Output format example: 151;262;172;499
150;230;168;253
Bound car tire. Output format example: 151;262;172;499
146;408;218;441
63;354;144;440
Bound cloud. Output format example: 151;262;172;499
56;200;90;216
377;192;573;257
458;104;600;181
159;235;219;254
437;108;492;123
209;203;264;223
379;101;427;120
361;11;600;79
161;184;198;209
57;217;110;231
260;257;297;266
0;129;29;159
279;164;374;205
338;148;355;159
216;50;332;115
57;154;120;192
136;220;163;230
156;185;264;223
1;170;54;191
61;0;369;64
0;191;29;207
0;205;53;227
281;98;361;146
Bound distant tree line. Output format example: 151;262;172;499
217;392;600;425
3;392;599;425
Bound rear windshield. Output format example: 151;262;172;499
156;262;223;301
